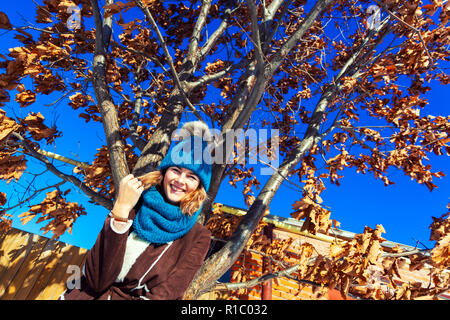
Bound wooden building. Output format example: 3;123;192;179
209;205;450;300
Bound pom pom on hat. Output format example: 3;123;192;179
172;120;213;142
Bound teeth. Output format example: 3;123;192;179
171;184;184;192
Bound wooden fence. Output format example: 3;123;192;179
0;227;87;300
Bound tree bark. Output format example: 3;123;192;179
132;90;185;176
91;0;130;193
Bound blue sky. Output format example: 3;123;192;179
0;1;449;250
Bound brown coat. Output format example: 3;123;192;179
61;215;211;300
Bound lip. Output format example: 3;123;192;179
169;183;186;193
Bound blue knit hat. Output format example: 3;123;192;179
158;135;212;191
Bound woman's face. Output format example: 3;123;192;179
163;167;200;203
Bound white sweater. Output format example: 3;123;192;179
116;231;150;282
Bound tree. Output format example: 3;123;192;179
0;0;449;299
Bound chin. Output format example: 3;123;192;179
165;187;185;204
167;195;183;204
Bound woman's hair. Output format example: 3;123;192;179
138;169;207;216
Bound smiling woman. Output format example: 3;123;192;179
164;167;200;204
59;121;214;300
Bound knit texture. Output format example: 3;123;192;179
133;187;202;244
158;135;212;191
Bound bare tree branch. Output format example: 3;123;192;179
35;149;90;169
207;257;317;295
102;0;114;49
135;0;203;121
247;0;265;68
129;61;147;152
1;180;66;213
185;0;213;66
11;132;113;210
198;5;237;60
262;0;293;52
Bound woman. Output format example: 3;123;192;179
60;122;212;300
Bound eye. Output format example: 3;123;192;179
188;175;199;182
170;167;180;173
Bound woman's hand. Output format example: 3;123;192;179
112;174;144;219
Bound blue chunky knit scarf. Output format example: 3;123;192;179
133;187;201;244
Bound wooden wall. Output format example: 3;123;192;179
0;227;87;300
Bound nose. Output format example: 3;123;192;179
173;172;188;185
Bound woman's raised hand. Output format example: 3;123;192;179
112;174;145;219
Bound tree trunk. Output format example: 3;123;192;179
132;92;186;176
90;0;130;195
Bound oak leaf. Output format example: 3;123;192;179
22;112;60;143
341;76;357;94
0;89;10;106
18;189;87;240
0;191;6;206
0;12;12;29
15;90;36;107
0;109;19;142
0;153;27;183
0;212;12;232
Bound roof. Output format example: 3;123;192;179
218;204;427;255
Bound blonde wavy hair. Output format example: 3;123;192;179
138;169;207;216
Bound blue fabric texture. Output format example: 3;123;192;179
133;187;202;244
